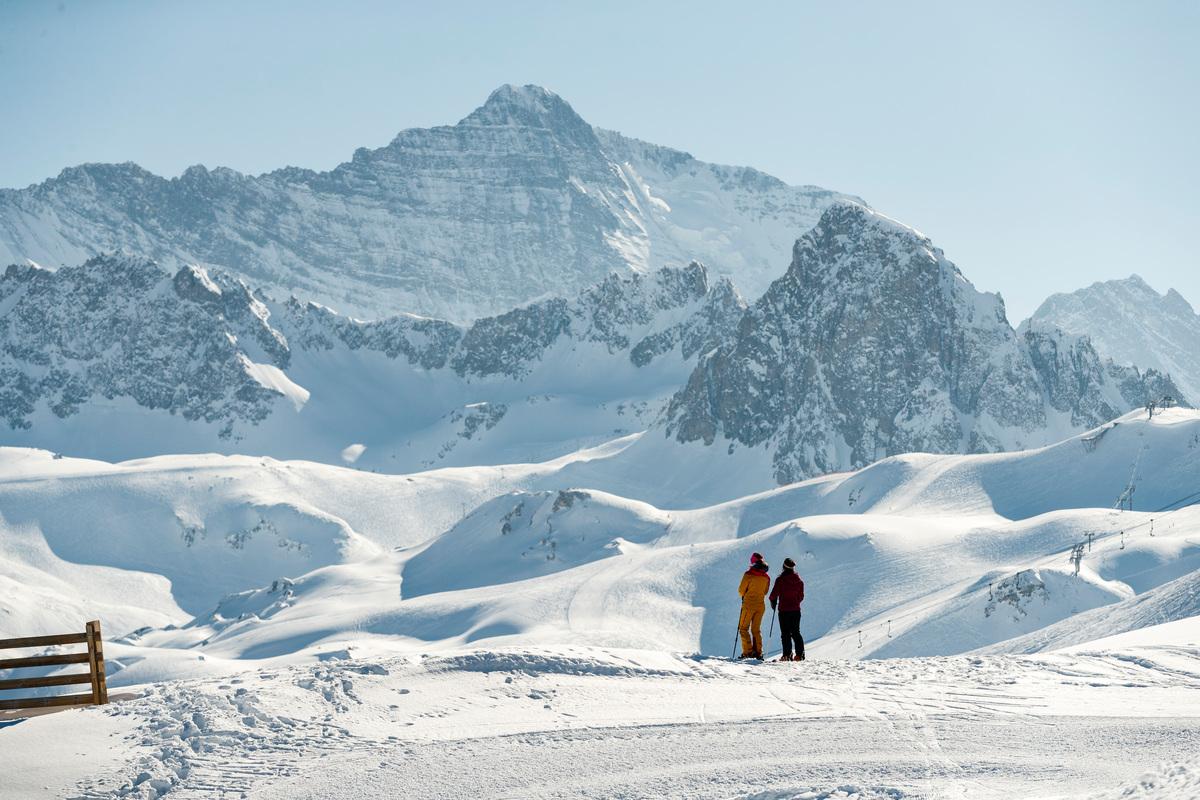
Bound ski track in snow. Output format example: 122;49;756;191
3;646;1193;799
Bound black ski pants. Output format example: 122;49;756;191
779;609;804;659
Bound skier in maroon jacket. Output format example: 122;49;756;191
768;557;805;661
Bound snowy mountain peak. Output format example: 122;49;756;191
0;86;855;322
49;161;154;187
1164;287;1196;315
789;202;1006;326
1123;273;1155;290
1029;274;1200;403
459;84;589;132
809;201;927;243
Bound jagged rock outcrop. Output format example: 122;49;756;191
0;85;855;322
445;262;745;379
665;203;1186;483
1022;323;1181;427
0;254;744;446
281;259;746;380
0;256;290;436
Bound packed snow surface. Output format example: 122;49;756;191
4;646;1200;798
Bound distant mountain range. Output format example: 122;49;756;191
1026;275;1200;405
2;204;1184;495
0;84;1193;494
0;84;854;323
0;252;744;472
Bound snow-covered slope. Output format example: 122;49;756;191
0;85;855;322
3;408;1198;666
5;410;1200;798
980;567;1200;655
660;203;1185;487
1027;274;1200;404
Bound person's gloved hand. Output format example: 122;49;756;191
770;601;777;611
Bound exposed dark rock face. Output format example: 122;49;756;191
1;206;1181;483
0;256;287;436
0;254;743;436
1023;324;1182;427
665;204;1185;483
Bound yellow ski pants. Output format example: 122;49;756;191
738;603;764;657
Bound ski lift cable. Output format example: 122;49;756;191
1153;489;1200;513
813;488;1200;649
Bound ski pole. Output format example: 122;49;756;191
732;591;746;658
768;607;776;639
731;624;739;659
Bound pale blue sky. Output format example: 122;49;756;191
1;0;1196;320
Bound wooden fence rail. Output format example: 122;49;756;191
0;620;108;711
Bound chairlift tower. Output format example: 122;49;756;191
1069;543;1086;576
1115;484;1135;512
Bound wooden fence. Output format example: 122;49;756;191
0;620;109;711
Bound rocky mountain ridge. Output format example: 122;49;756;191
0;252;744;468
0;84;854;322
1026;274;1200;404
3;204;1185;488
665;204;1185;483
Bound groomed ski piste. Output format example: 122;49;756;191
2;408;1200;798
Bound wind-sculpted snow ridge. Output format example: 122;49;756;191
4;418;1200;798
1;407;1198;772
0;253;744;469
401;488;671;597
664;202;1186;485
0;439;640;641
0;84;854;321
1028;274;1200;405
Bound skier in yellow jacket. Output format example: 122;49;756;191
737;552;771;659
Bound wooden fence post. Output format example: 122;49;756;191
85;620;109;705
0;623;102;711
